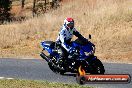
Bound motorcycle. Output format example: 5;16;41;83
40;34;105;75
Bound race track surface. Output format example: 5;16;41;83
0;58;131;88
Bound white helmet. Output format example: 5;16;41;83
64;17;74;29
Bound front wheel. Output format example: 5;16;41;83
90;59;105;74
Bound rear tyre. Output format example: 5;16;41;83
90;59;105;74
48;63;57;73
48;63;66;75
59;71;65;75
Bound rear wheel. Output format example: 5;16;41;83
59;70;65;75
90;59;105;74
48;62;66;75
48;63;57;73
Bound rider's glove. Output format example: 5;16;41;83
81;37;88;44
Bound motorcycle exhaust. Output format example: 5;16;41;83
40;52;65;71
40;52;51;63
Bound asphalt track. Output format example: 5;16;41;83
0;58;131;88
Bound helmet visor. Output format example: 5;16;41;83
67;21;74;28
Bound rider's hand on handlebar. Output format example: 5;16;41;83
81;37;88;43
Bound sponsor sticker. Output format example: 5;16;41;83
76;74;131;84
76;66;131;85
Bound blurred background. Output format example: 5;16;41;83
0;0;132;63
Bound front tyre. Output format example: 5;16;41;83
90;59;105;74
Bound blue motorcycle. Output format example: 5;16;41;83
40;35;105;75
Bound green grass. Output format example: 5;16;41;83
0;79;93;88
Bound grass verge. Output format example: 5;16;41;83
0;79;92;88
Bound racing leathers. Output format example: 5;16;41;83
56;24;84;62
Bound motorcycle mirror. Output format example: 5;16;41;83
89;34;92;39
